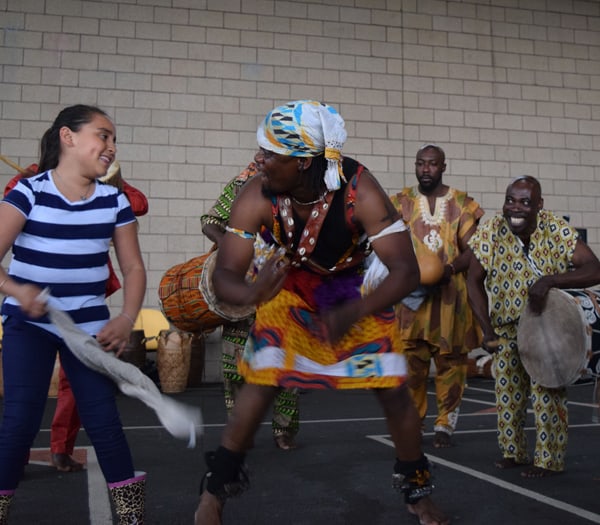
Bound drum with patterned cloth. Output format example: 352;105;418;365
158;251;255;333
517;287;599;388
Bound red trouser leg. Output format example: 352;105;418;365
50;366;81;455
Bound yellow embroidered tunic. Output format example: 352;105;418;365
391;187;483;355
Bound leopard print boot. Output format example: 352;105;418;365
108;472;146;524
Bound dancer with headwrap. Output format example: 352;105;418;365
193;100;449;525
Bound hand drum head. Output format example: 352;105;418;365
517;288;591;388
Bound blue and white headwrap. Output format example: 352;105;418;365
256;100;348;191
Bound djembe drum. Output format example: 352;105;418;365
517;288;597;388
158;250;255;333
156;330;193;393
119;330;146;369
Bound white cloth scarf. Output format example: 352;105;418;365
45;300;202;448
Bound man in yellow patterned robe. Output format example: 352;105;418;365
468;176;600;477
391;144;483;448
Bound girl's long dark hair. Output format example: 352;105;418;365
38;104;109;173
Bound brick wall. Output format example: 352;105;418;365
2;0;600;380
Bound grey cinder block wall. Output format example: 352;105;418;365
2;0;600;380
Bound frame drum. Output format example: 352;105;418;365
517;288;592;388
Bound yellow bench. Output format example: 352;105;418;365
133;308;171;351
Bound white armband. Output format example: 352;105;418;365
368;219;408;243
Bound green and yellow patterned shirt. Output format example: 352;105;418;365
200;162;258;231
468;209;578;339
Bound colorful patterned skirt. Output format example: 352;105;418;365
239;268;407;390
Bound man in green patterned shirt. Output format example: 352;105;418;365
467;176;600;478
201;153;300;450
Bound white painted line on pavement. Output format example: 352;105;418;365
86;446;113;525
368;434;600;524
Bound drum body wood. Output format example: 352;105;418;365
158;253;224;333
417;251;444;286
47;356;61;397
158;251;254;333
187;333;206;388
119;329;146;369
517;288;593;388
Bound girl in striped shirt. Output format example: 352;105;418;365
0;104;147;523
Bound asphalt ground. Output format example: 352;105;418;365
4;376;600;524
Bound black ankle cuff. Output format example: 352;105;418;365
202;447;250;501
392;455;433;504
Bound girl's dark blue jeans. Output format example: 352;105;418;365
0;316;134;489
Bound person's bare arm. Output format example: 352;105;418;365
355;171;420;312
466;250;499;352
528;239;600;314
453;222;479;273
97;221;146;354
202;222;225;247
212;177;288;306
322;171;420;342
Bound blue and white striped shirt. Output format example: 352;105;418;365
1;170;136;336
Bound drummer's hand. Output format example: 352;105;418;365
96;316;133;356
251;251;290;304
527;277;553;315
14;283;48;318
320;301;360;344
